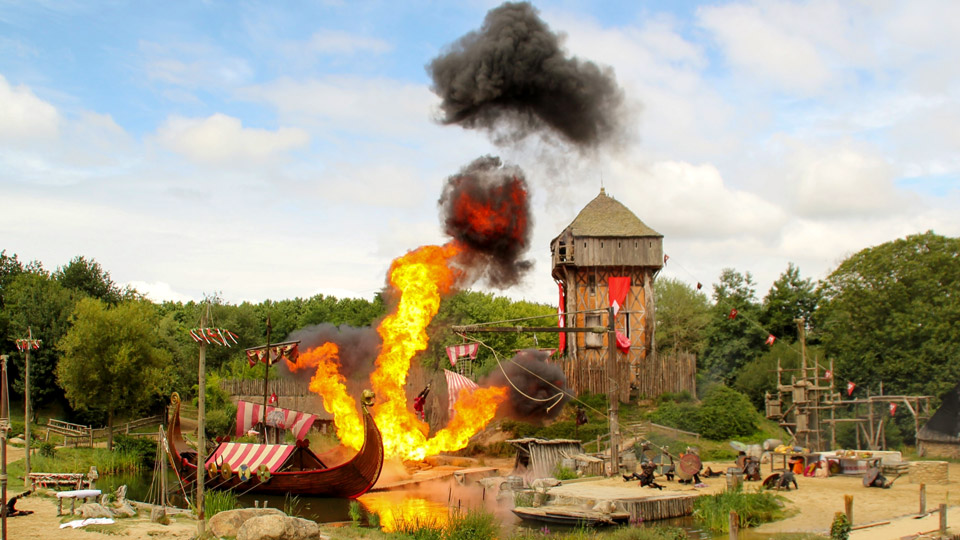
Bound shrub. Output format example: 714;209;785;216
830;512;851;540
349;500;362;524
38;441;57;458
444;509;499;540
697;386;762;441
693;486;783;532
114;434;157;468
650;401;701;434
393;513;444;540
553;464;577;480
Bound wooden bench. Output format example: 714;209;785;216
55;489;101;515
29;472;89;490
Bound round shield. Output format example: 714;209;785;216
220;462;233;480
238;464;252;483
206;462;218;478
257;464;272;483
678;454;702;480
729;441;747;452
266;410;285;427
762;472;782;489
863;467;880;487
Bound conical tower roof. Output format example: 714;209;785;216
561;188;662;238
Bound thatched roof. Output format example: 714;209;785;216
559;189;661;238
918;383;960;444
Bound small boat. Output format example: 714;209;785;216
166;390;383;499
512;506;631;527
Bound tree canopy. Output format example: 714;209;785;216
654;277;711;357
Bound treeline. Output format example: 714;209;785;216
0;251;557;428
655;231;960;413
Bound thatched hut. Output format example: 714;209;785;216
918;383;960;458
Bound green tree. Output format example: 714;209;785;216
54;256;124;304
4;271;78;415
817;231;960;398
654;277;711;356
57;298;172;449
0;250;25;355
700;269;766;382
761;263;820;343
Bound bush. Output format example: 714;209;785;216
553;464;577;480
204;408;235;441
693;486;783;532
38;441;57;458
114;434;157;468
656;391;694;405
650;401;701;434
830;512;851;540
204;490;238;517
444;509;499;540
697;386;762;441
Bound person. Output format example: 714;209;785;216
413;383;431;421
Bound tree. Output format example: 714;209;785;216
4;271;78;414
654;277;711;357
817;231;960;399
700;269;766;382
54;256;124;304
57;298;172;449
761;263;820;343
0;250;25;353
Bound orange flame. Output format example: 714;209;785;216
288;342;363;450
424;386;507;456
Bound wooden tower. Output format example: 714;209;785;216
550;189;664;402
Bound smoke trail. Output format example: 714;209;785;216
484;349;572;420
439;156;533;288
281;323;380;379
428;1;625;148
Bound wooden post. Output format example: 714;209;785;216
728;511;739;540
160;426;167;515
606;306;619;476
939;503;947;536
2;354;8;540
919;483;926;514
262;318;272;444
196;307;208;538
844;494;853;524
23;328;32;488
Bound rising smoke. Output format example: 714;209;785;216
439;155;533;288
428;1;626;148
281;323;380;380
484;349;572;421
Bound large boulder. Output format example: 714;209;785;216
77;503;113;518
237;514;320;540
208;508;285;538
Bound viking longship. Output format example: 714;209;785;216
165;390;383;498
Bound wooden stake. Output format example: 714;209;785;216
939;503;947;536
196;306;208;538
607;306;619;476
728;511;739;540
920;483;926;514
23;328;32;488
844;495;854;524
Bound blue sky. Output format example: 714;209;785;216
2;0;958;304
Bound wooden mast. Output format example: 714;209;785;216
196;305;208;538
262;317;271;444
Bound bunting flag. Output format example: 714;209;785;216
446;343;479;367
15;339;41;351
608;277;630;317
245;342;300;367
538;348;557;357
765;334;777;346
889;403;897;416
615;331;631;354
824;370;833;380
557;281;566;355
267;392;277;405
696;282;702;290
444;369;479;418
190;327;238;347
728;308;738;320
663;254;669;265
847;381;856;396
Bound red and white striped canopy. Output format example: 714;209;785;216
446;343;479;366
206;442;294;473
444;369;479;417
235;400;316;440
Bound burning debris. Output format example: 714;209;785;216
428;1;625;148
485;349;572;421
283;323;380;379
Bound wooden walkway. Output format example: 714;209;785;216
544;480;700;522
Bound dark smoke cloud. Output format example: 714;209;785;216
281;323;380;380
428;1;625;148
484;349;572;421
439;156;533;288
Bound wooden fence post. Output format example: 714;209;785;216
728;511;739;540
919;483;926;514
939;503;947;536
844;494;853;524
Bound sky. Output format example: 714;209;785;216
1;0;958;306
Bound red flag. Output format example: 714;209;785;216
847;381;856;396
824;370;833;380
557;281;566;355
765;334;776;346
889;403;897;415
663;254;669;265
608;277;630;317
696;282;702;290
615;331;631;354
268;392;277;405
728;308;738;320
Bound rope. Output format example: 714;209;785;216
460;335;568;412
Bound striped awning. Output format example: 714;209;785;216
235;400;316;440
206;443;295;473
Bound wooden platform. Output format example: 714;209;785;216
513;505;631;527
544;481;700;522
371;466;499;491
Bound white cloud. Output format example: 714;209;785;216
0;73;59;142
156;113;309;165
126;280;195;303
140;40;254;89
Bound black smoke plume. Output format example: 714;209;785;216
484;349;572;421
280;323;380;379
439;156;533;288
428;1;625;148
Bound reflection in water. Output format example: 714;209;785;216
360;492;451;532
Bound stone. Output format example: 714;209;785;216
9;437;24;445
77;502;113;518
208;507;285;538
150;506;169;524
112;500;137;518
113;484;126;502
237;514;320;540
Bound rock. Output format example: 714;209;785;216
237;514;320;540
150;506;169;524
9;437;24;445
77;503;113;518
113;484;125;503
592;500;617;514
208;508;285;538
530;477;561;490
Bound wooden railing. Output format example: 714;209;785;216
219;378;312;397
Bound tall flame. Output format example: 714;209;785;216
288;342;364;450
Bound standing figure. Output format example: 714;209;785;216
413;383;431;421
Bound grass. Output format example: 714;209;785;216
693;485;785;533
7;446;143;479
203;490;239;517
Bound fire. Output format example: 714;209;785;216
449;176;528;244
424;386;507;456
288;342;363;450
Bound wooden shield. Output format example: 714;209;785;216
678;454;702;480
